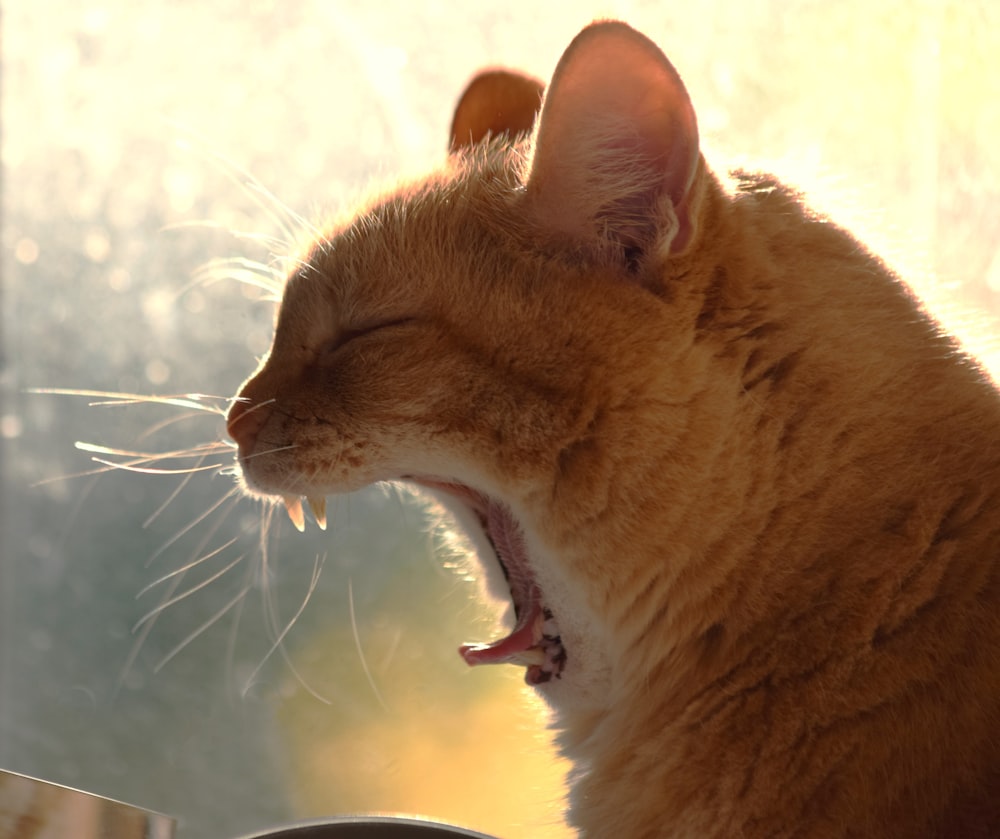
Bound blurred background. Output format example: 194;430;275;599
2;2;998;838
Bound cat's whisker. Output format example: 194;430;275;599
76;439;227;462
115;567;186;698
226;396;278;429
349;576;389;712
31;462;129;486
30;388;230;414
135;536;242;598
89;456;223;477
114;472;250;681
239;442;297;461
223;563;251;699
73;440;230;484
144;489;240;566
142;455;209;528
134;411;228;442
241;551;329;702
153;584;253;675
261;559;333;706
132;551;247;632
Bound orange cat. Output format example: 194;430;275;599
226;21;1000;838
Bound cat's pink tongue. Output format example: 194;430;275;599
459;499;546;668
459;586;544;667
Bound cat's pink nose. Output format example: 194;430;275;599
226;398;267;452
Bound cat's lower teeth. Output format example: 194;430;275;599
509;648;547;666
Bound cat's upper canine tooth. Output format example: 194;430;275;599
282;495;306;532
307;496;327;530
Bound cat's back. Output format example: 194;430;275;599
570;167;1000;838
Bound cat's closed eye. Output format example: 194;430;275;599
318;317;417;359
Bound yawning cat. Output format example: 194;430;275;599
226;20;1000;838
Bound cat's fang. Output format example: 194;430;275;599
307;496;328;530
282;495;306;532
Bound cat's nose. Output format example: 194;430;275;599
226;397;267;452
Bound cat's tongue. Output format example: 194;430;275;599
458;499;547;668
459;587;544;667
411;480;548;671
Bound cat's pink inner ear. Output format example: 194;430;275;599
526;21;700;256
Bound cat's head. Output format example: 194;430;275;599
226;21;710;713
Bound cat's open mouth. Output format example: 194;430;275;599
411;478;566;685
283;480;566;685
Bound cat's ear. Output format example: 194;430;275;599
525;21;700;260
450;70;545;152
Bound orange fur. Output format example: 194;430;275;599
227;21;1000;838
450;69;544;151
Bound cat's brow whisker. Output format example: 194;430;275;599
201;139;320;253
164;118;311;248
136;535;242;597
189;256;284;298
132;552;248;632
349;576;389;712
282;254;322;279
160;219;289;252
243;179;325;246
